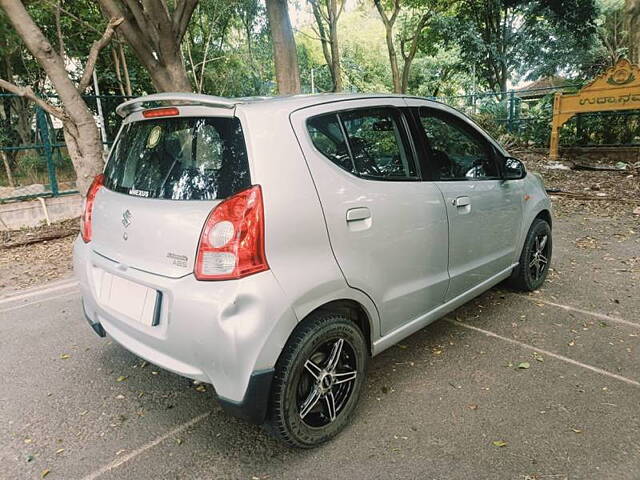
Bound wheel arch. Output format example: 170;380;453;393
308;299;373;355
534;208;552;229
287;297;376;356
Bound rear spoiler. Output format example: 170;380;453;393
116;93;238;118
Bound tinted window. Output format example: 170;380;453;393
307;114;354;173
341;109;417;179
104;117;250;200
418;108;499;180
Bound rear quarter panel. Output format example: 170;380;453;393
235;104;381;341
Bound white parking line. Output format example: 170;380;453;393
0;279;79;305
524;297;640;330
447;319;640;388
81;411;212;480
0;290;79;315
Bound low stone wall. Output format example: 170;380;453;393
525;146;640;163
560;146;640;164
0;194;82;231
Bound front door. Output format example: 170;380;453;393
409;104;523;300
290;100;449;335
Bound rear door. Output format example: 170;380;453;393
407;102;523;300
290;99;449;335
92;108;251;278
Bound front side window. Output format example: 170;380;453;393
418;108;499;181
307;108;417;180
104;116;250;200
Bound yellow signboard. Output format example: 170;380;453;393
549;58;640;159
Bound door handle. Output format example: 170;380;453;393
346;207;371;222
452;196;471;207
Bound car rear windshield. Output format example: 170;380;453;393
104;116;251;200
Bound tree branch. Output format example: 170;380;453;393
55;0;64;58
390;0;401;25
172;0;199;43
336;0;345;21
98;0;158;69
0;79;65;120
373;0;390;27
77;17;124;93
42;0;122;44
123;0;153;38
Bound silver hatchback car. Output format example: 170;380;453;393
74;93;552;447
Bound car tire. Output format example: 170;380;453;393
509;218;552;291
267;311;368;448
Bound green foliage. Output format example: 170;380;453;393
297;8;392;93
182;0;274;96
0;0;636;154
448;0;599;91
572;0;627;79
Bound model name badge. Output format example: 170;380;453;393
167;252;188;268
129;188;149;198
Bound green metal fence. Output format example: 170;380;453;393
0;94;132;203
431;85;640;148
2;88;639;203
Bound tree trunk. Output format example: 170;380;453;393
0;0;114;195
401;57;411;94
328;0;342;92
1;150;15;188
266;0;301;94
119;43;132;96
626;0;640;64
311;2;334;88
62;121;104;195
385;24;402;93
98;0;197;93
10;97;32;145
112;47;127;96
373;0;401;94
499;62;508;95
311;0;343;92
399;13;431;94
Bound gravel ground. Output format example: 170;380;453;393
0;235;75;293
1;150;639;480
0;210;638;479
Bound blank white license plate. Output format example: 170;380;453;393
94;271;159;326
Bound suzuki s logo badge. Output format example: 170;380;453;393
122;209;133;228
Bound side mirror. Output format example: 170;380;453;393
503;156;526;180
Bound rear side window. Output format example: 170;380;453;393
104;117;250;200
307;108;418;180
307;115;354;173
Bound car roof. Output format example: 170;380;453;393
116;92;438;117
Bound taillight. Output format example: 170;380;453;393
194;185;268;280
81;174;104;243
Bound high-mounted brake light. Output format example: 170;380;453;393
194;185;268;280
81;174;104;243
142;107;180;118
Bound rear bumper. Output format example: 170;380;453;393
216;369;275;424
82;300;106;337
73;236;297;423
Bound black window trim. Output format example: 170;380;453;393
412;106;503;182
305;105;422;182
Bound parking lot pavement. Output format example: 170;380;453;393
1;215;638;480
